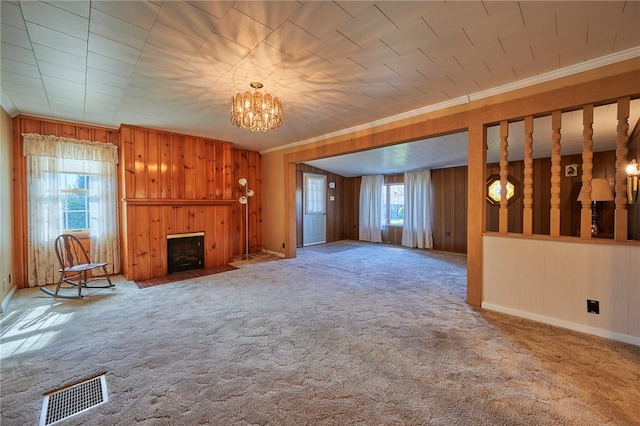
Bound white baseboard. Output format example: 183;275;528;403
481;302;640;347
0;285;17;313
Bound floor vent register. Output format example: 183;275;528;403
40;373;108;426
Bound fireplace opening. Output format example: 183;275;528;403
167;232;204;274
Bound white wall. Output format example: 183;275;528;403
483;235;640;346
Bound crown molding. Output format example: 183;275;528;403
261;47;640;155
1;86;18;118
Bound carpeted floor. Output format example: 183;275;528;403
1;241;638;425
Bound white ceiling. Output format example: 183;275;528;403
2;1;639;176
307;100;640;176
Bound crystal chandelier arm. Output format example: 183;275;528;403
230;82;282;132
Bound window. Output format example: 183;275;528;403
487;179;514;203
59;173;91;231
24;133;121;287
486;174;519;205
304;174;326;215
382;184;404;226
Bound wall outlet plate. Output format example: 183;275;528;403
587;299;600;314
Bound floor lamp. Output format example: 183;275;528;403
238;178;254;260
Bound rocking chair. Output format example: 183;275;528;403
41;234;115;299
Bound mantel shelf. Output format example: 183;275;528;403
123;198;236;206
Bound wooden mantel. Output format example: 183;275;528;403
122;199;236;206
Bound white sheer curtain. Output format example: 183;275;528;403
359;175;383;243
401;169;433;249
23;133;121;287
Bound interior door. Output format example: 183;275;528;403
303;173;327;246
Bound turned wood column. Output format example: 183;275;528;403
550;110;562;237
523;116;534;235
615;96;630;241
499;120;509;234
581;105;594;240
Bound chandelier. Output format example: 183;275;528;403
230;82;282;132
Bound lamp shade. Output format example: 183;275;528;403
577;178;614;202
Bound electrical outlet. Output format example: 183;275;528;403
587;299;600;314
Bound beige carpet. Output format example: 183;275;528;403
1;241;638;425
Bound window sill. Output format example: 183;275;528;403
64;229;89;238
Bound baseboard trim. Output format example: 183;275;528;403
261;249;285;258
1;285;17;313
481;302;640;347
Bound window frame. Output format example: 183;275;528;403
382;183;405;226
58;172;93;236
486;174;520;205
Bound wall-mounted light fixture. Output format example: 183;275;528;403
626;159;639;205
239;178;255;259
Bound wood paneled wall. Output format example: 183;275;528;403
120;125;234;201
11;118;261;287
381;227;403;245
344;176;361;241
295;164;348;247
232;149;263;255
293;167;388;246
120;125;261;281
432;166;468;253
122;204;232;280
353;148;637;256
11;116;121;288
343;169;468;251
293;147;637;256
486;150;618;237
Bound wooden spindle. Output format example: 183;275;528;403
499;120;509;234
550;111;562;237
581;105;594;239
523;116;533;235
615;96;630;241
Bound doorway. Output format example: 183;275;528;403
302;173;327;246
